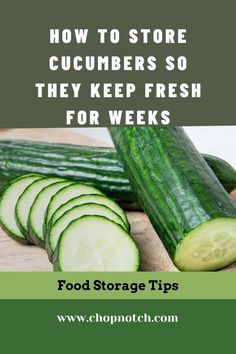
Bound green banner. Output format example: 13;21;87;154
0;272;236;299
0;0;235;127
0;299;235;352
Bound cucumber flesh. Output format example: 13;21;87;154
46;202;128;259
50;194;129;230
0;174;42;242
28;181;73;246
45;184;104;227
16;176;66;238
53;215;140;271
175;218;236;271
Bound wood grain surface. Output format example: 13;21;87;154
0;128;235;272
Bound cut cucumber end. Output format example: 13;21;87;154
174;218;236;271
54;215;140;272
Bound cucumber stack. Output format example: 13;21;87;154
0;174;139;272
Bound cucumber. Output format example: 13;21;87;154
49;194;129;230
110;127;236;271
53;215;140;271
0;140;236;210
204;154;236;193
46;203;128;259
0;174;42;243
28;180;73;247
45;184;104;228
15;176;67;239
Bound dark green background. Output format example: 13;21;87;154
0;300;234;352
0;0;235;127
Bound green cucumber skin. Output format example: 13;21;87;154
110;127;236;258
0;140;235;210
0;223;29;245
203;154;236;193
28;225;44;248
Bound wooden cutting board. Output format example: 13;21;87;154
0;128;235;272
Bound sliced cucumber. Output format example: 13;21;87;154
49;194;129;230
46;202;127;259
15;176;67;239
45;184;104;227
0;174;42;243
53;215;140;271
175;218;236;271
28;180;73;247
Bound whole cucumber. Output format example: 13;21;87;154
110;127;236;271
0;139;235;210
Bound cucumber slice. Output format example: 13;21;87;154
0;174;42;243
15;176;67;239
50;194;129;230
45;184;104;227
46;202;127;259
175;218;236;271
53;215;140;271
28;180;73;246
